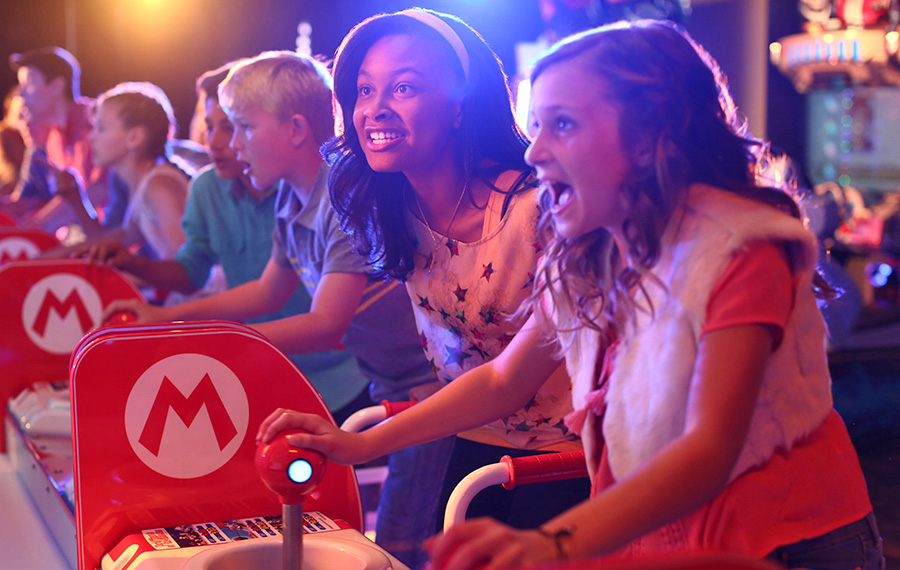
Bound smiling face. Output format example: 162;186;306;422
204;98;244;180
352;33;462;178
88;100;131;168
525;58;631;240
228;105;294;189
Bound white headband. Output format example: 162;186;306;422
400;9;470;82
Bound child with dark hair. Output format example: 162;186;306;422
4;47;101;226
306;8;588;568
0;88;27;198
103;51;440;566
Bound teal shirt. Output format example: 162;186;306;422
175;166;366;410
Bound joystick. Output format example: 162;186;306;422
103;310;137;326
255;429;326;570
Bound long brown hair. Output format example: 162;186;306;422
526;20;807;344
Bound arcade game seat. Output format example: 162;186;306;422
69;319;405;570
1;259;144;568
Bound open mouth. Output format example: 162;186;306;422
366;129;405;147
541;180;575;210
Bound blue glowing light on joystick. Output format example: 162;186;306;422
288;459;313;484
255;429;326;505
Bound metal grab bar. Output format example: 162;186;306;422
443;450;587;530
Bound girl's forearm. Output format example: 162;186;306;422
539;429;735;560
360;363;529;458
360;334;560;460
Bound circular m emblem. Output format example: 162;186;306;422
21;273;102;354
124;353;249;479
0;237;41;263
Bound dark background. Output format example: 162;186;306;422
0;0;808;173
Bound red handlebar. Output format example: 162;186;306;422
379;399;417;418
501;450;587;490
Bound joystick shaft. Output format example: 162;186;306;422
256;429;326;570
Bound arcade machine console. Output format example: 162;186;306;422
1;259;144;568
2;260;593;570
0;226;61;263
68;319;407;570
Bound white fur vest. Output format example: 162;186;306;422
566;184;833;483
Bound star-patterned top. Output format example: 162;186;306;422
405;175;575;450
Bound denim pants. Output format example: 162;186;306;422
766;512;885;570
374;436;456;570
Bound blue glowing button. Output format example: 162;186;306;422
288;459;314;484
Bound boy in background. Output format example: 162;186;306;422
103;51;435;425
89;61;369;421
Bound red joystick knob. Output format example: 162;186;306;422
104;310;137;326
255;429;326;505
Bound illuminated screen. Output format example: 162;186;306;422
807;86;900;193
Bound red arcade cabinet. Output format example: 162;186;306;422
1;259;143;446
0;227;61;264
0;210;20;226
1;259;144;568
69;320;401;570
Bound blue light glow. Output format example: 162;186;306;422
870;263;893;288
288;459;313;483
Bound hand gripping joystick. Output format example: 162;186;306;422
255;429;326;570
255;428;326;504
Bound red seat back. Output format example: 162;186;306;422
0;259;142;451
0;227;60;263
70;320;363;570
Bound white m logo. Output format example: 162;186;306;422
0;237;40;263
21;274;102;354
124;354;249;479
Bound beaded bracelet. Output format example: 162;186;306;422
536;525;576;560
